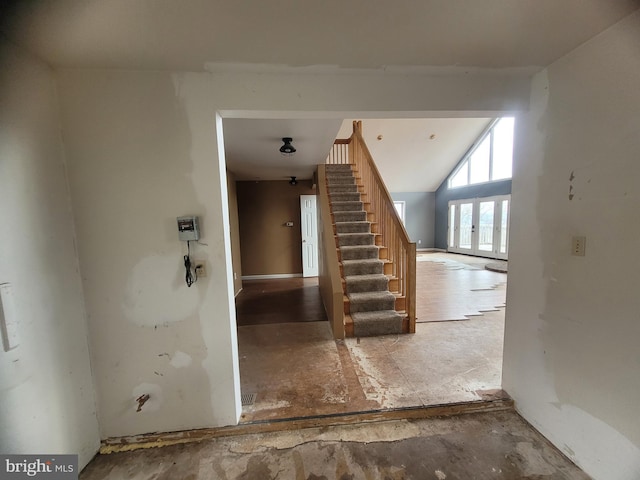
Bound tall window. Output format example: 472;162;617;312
393;201;406;224
448;117;514;188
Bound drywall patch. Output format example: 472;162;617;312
170;350;192;368
132;383;163;413
122;254;200;326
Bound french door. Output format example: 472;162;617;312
448;195;510;260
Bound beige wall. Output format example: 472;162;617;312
237;180;315;276
226;171;243;294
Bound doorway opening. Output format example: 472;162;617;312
226;115;509;425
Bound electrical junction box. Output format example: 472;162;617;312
177;216;200;241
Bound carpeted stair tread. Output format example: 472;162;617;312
339;245;379;260
337;232;374;246
333;211;367;222
345;274;389;293
326;176;355;185
335;221;371;234
329;184;359;193
342;259;384;276
331;201;363;212
326;164;353;172
330;192;361;202
348;291;397;312
352;310;403;337
326;162;405;337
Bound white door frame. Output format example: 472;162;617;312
448;195;510;260
300;195;319;277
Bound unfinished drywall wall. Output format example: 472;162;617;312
390;192;435;248
55;65;530;439
227;171;243;295
0;40;100;468
56;72;242;438
503;11;640;480
237;180;315;277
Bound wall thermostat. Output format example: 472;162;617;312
177;216;200;241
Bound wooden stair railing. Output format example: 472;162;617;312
327;121;416;333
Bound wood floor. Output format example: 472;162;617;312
235;277;327;326
416;252;507;322
236;253;508;423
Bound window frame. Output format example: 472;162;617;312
448;117;514;189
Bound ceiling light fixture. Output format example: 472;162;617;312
280;137;296;156
289;176;298;186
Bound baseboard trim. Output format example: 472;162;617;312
234;288;243;298
99;397;514;454
241;274;303;280
417;248;446;252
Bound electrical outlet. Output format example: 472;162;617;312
571;236;586;256
195;262;206;277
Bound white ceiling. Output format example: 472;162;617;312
2;0;638;71
223;117;490;191
336;118;492;192
2;0;637;192
223;118;343;182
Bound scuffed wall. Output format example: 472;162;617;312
503;11;640;480
55;65;531;438
0;40;100;468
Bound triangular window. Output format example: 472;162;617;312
448;117;514;188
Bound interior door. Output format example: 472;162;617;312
300;195;319;277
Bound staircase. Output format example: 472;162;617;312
326;164;405;337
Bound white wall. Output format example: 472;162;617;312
0;41;100;467
55;66;531;438
503;11;640;480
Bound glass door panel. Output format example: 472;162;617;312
499;200;509;255
448;196;510;259
449;205;455;248
458;203;473;250
478;201;495;252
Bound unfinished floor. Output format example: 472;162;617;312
238;253;507;422
81;409;588;479
81;254;589;478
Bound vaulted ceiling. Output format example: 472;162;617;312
3;0;637;192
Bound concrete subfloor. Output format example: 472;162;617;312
81;410;588;479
